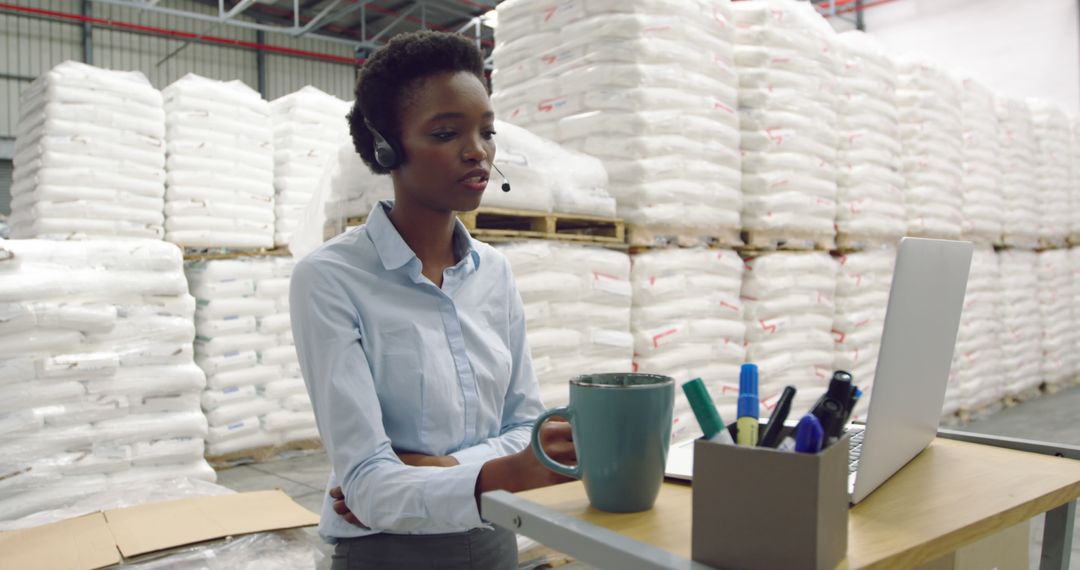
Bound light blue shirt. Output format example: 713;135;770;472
290;200;544;541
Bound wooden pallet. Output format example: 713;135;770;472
1037;237;1069;251
1001;385;1042;409
739;230;835;253
207;438;322;469
338;208;626;247
458;208;624;245
625;225;741;249
999;234;1040;250
834;233;898;254
183;246;291;262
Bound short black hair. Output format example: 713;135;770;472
348;30;487;174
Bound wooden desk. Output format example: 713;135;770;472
482;438;1080;569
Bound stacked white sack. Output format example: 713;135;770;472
958;79;1003;244
10;61;165;240
270;87;351;248
996;98;1041;249
1027;100;1072;249
1035;249;1075;388
498;242;633;409
258;257;315;444
1071;247;1080;381
944;246;1006;416
833;32;904;249
164;74;274;249
630;249;745;443
997;249;1042;398
832;247;894;420
0;239;213;521
733;1;839;249
323;141;395;233
897;63;963;235
1072;117;1080;243
481;121;616;217
741;252;837;418
187;258;313;457
493;0;742;245
895;59;964;239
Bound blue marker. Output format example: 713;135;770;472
736;363;759;447
794;414;824;454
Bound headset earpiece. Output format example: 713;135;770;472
364;118;400;170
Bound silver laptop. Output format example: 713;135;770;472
666;237;973;505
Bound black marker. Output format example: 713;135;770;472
758;385;796;448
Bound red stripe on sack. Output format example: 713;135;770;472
652;328;678;348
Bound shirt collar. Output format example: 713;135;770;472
367;200;481;273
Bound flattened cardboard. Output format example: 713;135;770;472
0;490;319;570
105;490;320;558
0;512;120;570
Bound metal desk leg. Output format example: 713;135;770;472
1040;499;1076;570
481;490;712;570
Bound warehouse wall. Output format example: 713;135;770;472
0;0;359;217
0;0;358;139
865;0;1080;114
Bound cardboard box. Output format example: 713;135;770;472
691;434;849;570
0;490;319;570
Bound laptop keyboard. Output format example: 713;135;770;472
848;429;865;474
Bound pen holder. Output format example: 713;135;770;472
691;430;849;570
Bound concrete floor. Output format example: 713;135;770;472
218;385;1080;569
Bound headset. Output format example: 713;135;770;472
364;118;403;170
363;117;511;192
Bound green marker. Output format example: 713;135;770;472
682;378;734;445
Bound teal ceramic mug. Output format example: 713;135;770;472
531;373;675;513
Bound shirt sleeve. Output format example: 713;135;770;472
290;259;485;533
450;259;546;466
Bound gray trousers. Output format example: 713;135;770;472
330;526;518;569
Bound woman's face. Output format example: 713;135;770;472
391;70;496;213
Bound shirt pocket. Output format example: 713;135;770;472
371;324;426;435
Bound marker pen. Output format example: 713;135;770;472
758;385;796;448
682;378;734;445
794;414;824;454
736;363;759;447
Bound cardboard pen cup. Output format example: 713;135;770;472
691;430;849;570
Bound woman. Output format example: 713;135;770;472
290;30;576;569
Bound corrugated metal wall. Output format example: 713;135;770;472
0;160;11;215
92;0;260;91
0;1;83;140
265;34;357;102
0;0;359;139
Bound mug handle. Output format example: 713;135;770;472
531;406;581;479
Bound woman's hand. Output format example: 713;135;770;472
475;420;577;500
535;418;576;467
329;486;368;529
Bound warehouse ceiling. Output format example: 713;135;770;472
189;0;497;57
